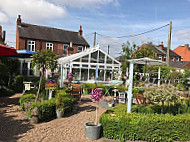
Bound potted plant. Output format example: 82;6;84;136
84;87;102;140
55;93;65;118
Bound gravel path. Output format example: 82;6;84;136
0;94;110;142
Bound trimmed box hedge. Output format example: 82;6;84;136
99;105;190;142
28;94;75;122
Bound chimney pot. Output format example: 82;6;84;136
159;41;164;50
17;15;21;26
78;25;83;35
184;44;189;48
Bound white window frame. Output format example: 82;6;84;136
172;57;175;62
158;55;162;60
46;42;53;51
164;55;166;61
181;58;183;61
63;44;69;54
78;46;83;53
27;40;35;51
176;57;179;62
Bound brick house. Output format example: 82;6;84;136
0;25;6;43
173;44;190;61
16;15;89;77
16;15;89;56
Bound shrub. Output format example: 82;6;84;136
12;75;23;93
19;94;35;111
55;93;65;112
0;86;14;97
28;93;75;121
100;110;190;141
28;98;56;121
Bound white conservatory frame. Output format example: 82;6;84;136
57;47;121;87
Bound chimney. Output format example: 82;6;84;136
184;44;189;49
2;31;6;42
159;41;164;50
108;45;110;55
17;15;21;26
78;25;83;35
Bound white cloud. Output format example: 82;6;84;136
52;0;119;9
0;0;67;22
0;12;8;23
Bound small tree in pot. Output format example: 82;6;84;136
84;87;103;140
55;93;65;118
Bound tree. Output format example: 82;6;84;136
132;43;158;59
120;41;138;78
32;50;57;102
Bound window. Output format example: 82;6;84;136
172;57;175;61
176;57;179;62
78;46;83;53
46;42;53;51
63;44;69;54
164;56;166;61
27;40;35;51
158;55;162;60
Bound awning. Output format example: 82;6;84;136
0;44;18;56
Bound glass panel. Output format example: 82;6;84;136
106;56;112;64
81;69;88;81
82;64;88;68
89;69;95;80
72;68;80;81
99;51;105;63
98;69;104;81
91;51;98;63
82;55;89;63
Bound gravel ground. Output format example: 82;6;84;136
0;94;109;142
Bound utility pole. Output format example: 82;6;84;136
166;21;172;66
108;45;110;55
93;32;96;48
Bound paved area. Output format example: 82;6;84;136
0;94;110;142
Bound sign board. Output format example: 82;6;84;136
24;83;31;91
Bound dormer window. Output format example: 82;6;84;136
27;40;35;51
176;57;179;62
78;46;83;53
46;42;53;51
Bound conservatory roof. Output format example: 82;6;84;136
57;47;121;65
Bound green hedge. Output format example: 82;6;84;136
12;75;23;93
100;112;190;142
28;93;75;122
19;94;35;111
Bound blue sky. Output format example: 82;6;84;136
0;0;190;57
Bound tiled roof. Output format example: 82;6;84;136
162;47;181;57
18;23;90;47
169;61;190;69
174;45;190;61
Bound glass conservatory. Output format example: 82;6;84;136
57;47;121;85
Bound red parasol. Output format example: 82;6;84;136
0;43;18;56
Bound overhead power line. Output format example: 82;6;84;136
97;23;169;39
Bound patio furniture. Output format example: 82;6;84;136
135;94;147;105
71;83;82;103
118;92;127;104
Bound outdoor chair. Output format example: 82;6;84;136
71;84;82;103
135;94;147;105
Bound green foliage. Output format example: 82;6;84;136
132;43;158;59
28;92;75;121
132;88;145;94
28;98;56;121
144;84;179;104
177;82;187;91
100;107;190;141
0;86;14;97
12;75;23;93
19;94;35;111
117;85;127;92
55;93;65;112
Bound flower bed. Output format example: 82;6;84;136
99;104;190;142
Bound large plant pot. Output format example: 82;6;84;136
84;122;102;140
56;109;64;118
